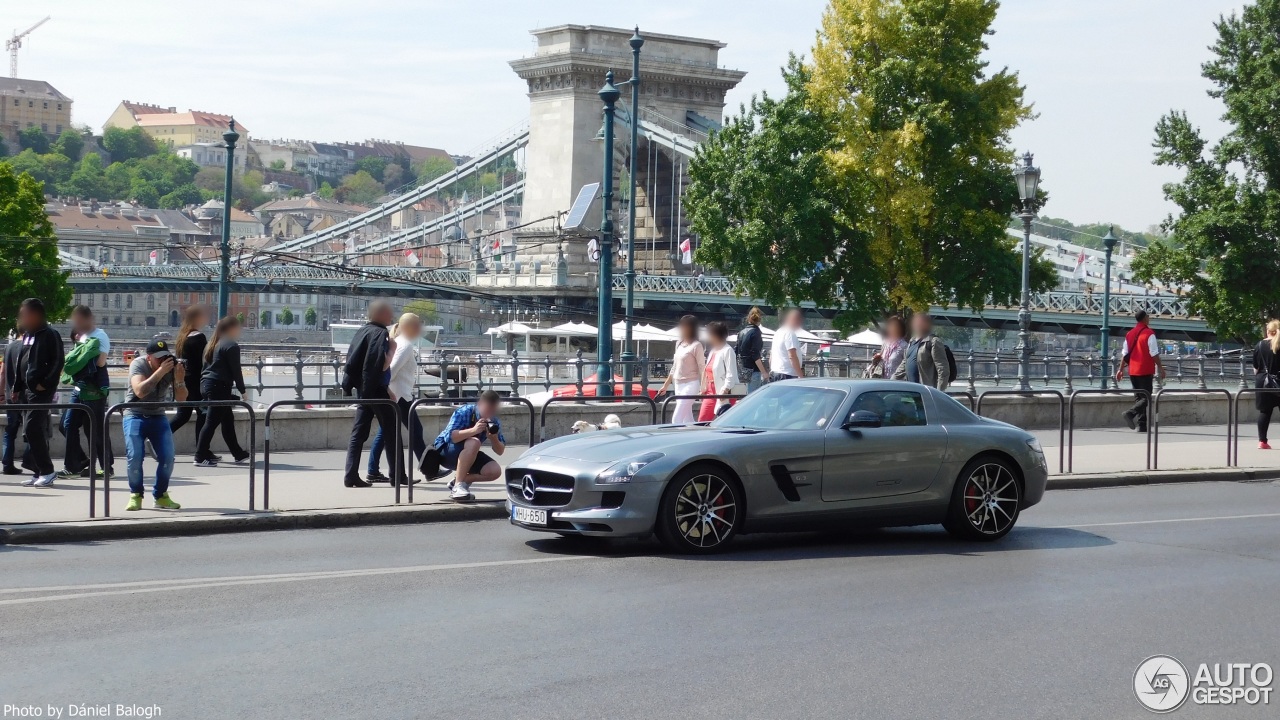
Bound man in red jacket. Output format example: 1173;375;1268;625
1116;310;1165;432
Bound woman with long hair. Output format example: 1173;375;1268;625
698;321;739;421
170;306;210;443
657;315;705;423
367;313;427;483
873;316;908;379
1254;319;1280;449
194;316;249;466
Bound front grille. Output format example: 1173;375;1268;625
506;468;576;507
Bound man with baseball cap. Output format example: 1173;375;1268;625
122;339;187;511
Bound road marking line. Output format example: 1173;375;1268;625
0;556;594;606
1045;512;1280;529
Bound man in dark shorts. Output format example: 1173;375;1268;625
435;390;506;502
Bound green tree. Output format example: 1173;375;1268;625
268;159;286;171
1131;0;1280;339
194;166;223;193
236;312;246;326
304;306;318;329
355;156;387;182
259;310;271;328
129;177;160;207
60;153;109;199
280;307;295;326
158;183;202;209
687;1;1052;329
51;129;84;162
403;299;439;324
37;152;73;189
102;126;157;162
0;163;72;331
18;127;49;154
335;170;384;206
0;135;8;158
317;181;336;201
414;155;455;185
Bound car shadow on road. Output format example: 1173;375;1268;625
525;525;1113;561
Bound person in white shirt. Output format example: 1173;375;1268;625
656;315;705;423
367;313;426;483
769;308;805;381
698;321;739;421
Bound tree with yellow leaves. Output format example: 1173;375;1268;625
687;0;1054;329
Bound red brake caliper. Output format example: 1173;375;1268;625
964;479;980;514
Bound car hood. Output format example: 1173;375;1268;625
524;425;761;465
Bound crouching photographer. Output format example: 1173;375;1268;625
434;390;505;503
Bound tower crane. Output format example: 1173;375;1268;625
6;16;51;78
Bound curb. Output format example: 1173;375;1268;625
0;501;509;545
1047;467;1280;490
4;468;1278;545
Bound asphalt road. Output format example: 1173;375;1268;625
2;481;1279;719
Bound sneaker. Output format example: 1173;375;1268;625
211;454;223;463
366;470;390;482
78;468;106;479
1261;441;1272;450
450;481;473;502
2;465;23;475
232;454;250;465
1122;410;1137;430
57;469;81;479
194;459;219;468
32;472;56;487
20;474;39;486
154;493;181;510
125;493;143;511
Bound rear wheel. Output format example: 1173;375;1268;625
944;456;1022;541
655;464;743;554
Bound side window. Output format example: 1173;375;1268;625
849;391;928;427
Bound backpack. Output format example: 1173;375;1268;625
943;343;957;383
59;336;100;386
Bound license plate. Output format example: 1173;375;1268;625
513;506;548;526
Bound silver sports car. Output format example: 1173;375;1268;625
507;379;1048;553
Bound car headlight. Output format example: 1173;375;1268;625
596;452;665;484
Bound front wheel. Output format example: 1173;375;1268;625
944;456;1022;541
655;464;743;553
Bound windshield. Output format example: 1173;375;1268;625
710;384;848;431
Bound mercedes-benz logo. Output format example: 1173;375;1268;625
521;474;537;502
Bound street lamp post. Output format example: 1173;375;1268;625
1100;226;1118;390
1013;152;1041;392
619;28;644;396
596;71;622;396
217;118;240;320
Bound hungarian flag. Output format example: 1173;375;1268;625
680;237;692;265
817;342;832;357
1073;249;1086;280
405;248;420;266
149;250;158;266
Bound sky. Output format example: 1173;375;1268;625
12;0;1247;230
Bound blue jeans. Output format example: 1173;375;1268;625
368;398;427;476
2;409;23;469
123;414;174;498
746;371;764;393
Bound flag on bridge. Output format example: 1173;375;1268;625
149;250;158;266
1073;249;1086;280
405;248;420;266
680;237;693;265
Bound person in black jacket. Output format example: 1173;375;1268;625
1254;320;1280;450
193;315;249;466
342;300;398;487
169;305;210;442
2;330;28;475
15;298;64;487
737;307;767;393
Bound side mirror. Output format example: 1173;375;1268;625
844;410;882;430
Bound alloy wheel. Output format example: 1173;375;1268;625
673;474;738;549
961;463;1020;536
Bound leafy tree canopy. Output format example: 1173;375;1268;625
1131;0;1280;340
102;126;157;162
0;162;72;331
335;170;384;206
687;0;1053;330
18;127;49;154
52;129;84;162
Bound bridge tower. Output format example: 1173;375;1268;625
506;25;745;285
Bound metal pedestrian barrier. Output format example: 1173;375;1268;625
976;390;1065;474
538;395;658;443
3;402;98;517
1152;388;1233;470
1068;389;1152;473
263;397;398;509
1231;388;1280;466
104;400;256;516
658;394;745;423
405;396;536;495
946;391;976;411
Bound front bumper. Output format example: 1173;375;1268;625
505;462;665;538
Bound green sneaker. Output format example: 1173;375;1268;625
153;493;181;510
125;493;143;512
